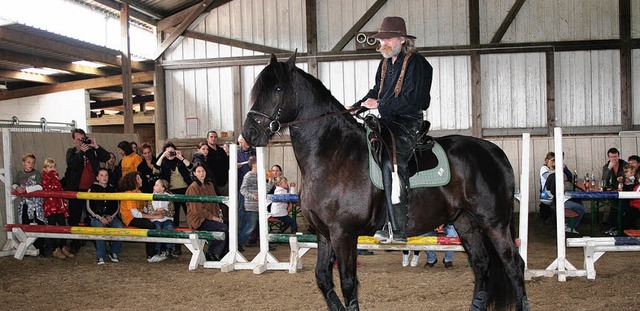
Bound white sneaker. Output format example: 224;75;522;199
410;253;420;267
402;254;410;267
565;226;572;233
571;229;580;235
147;254;167;263
108;253;119;263
97;258;105;265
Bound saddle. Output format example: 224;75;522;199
364;115;437;176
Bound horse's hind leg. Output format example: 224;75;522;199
485;226;529;311
315;234;345;311
453;216;491;311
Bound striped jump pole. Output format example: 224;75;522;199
14;190;228;203
268;233;461;245
566;191;640;200
5;224;225;241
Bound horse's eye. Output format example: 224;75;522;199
275;86;283;92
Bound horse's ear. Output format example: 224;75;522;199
269;54;278;65
286;49;298;69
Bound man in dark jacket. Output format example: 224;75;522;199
205;130;230;195
352;16;433;243
63;128;110;251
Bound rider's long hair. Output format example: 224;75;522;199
402;38;416;54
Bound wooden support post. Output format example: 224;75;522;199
120;3;134;134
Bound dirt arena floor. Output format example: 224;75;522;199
1;216;639;311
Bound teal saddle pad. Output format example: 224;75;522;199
367;135;451;189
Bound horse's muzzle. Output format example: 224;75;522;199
242;120;270;147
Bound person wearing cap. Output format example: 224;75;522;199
351;16;433;244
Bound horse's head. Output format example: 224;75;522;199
243;52;299;147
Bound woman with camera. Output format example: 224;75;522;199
155;142;192;254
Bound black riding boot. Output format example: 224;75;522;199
374;146;409;244
373;117;420;244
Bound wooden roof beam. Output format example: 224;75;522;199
91;94;155;110
330;0;387;52
89;0;159;26
156;0;233;32
152;0;222;60
0;69;64;84
0;27;153;71
165;27;290;54
0;49;115;76
0;71;154;101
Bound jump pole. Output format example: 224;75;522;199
518;133;530;269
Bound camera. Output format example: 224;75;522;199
168;151;177;156
81;137;91;144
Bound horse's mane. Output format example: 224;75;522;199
290;66;363;130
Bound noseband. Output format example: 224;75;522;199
247;108;283;136
247;106;366;136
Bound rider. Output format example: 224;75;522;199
351;16;433;243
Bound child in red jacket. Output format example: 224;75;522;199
42;158;74;259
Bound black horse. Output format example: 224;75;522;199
243;53;528;311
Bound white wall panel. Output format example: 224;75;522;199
0;90;89;131
555;50;621;127
634;0;640;39
317;60;379;107
481;53;546;128
165;0;305;62
317;0;468;52
481;0;619;44
166;68;235;139
428;56;471;130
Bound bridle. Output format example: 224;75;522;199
247;106;367;136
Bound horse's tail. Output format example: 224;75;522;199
484;233;517;310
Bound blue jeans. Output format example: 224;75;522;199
554;200;585;231
273;215;298;231
238;211;258;245
198;219;229;258
90;217;123;260
153;220;175;251
426;224;458;264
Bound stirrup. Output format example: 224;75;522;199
373;225;407;244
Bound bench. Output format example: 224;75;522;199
271;233;465;273
566;236;640;279
5;224;225;270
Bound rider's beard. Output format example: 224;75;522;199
377;43;402;59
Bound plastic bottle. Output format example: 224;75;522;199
590;173;596;189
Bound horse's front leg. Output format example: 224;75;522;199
334;234;360;311
315;234;345;311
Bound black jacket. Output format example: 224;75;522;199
63;145;110;190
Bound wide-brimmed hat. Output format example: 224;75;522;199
370;16;416;39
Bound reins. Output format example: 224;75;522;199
248;106;367;136
281;106;366;128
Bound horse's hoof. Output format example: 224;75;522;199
470;291;488;311
520;295;530;311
